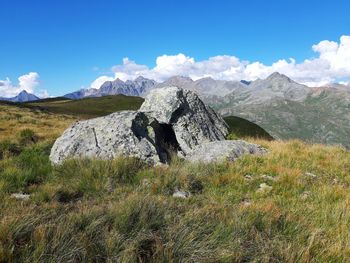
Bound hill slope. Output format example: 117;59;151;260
224;116;274;140
1;127;350;261
1;95;272;140
0;99;349;262
215;84;350;148
25;95;145;118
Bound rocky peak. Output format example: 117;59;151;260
266;72;293;83
3;90;40;102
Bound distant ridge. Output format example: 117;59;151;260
64;76;157;99
55;72;350;148
0;90;40;102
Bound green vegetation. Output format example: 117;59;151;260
18;128;39;146
0;103;77;141
1;136;350;262
1;100;350;262
1;94;144;119
224;116;274;140
214;89;350;148
25;95;144;118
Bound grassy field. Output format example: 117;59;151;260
25;95;144;118
1;102;349;262
1;95;274;140
0;103;77;141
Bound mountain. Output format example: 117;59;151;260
61;72;350;148
155;75;246;97
65;75;246;100
207;73;350;148
219;72;309;105
321;82;350;92
64;76;157;99
0;90;40;102
64;88;98;100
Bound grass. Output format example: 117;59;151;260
0;103;76;141
2;95;274;140
25;95;144;118
224;116;273;140
1;139;350;262
1;103;349;262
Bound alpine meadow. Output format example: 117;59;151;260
1;0;350;262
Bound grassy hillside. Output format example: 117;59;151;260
0;102;350;261
224;116;273;140
1;95;273;140
25;95;144;118
0;103;77;141
214;89;350;148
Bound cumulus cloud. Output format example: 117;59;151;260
89;35;350;88
0;72;48;98
90;76;115;90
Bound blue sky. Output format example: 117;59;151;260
0;0;349;97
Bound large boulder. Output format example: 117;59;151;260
50;87;266;166
50;111;183;165
187;140;267;163
140;87;229;153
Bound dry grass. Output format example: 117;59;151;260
1;104;350;262
0;104;77;141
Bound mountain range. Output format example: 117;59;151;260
153;73;350;148
65;72;349;148
2;73;350;148
0;90;40;102
210;73;350;147
64;76;156;99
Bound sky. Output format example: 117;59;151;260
0;0;349;97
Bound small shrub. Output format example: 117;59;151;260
54;189;84;203
0;140;22;159
188;178;204;194
12;144;52;189
18;129;39;145
227;133;239;140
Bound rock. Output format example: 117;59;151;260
304;172;317;179
186;140;267;163
140;87;229;154
257;183;273;193
244;174;253;180
241;198;252;206
50;111;184;165
50;87;266;166
172;189;191;199
11;193;30;200
301;191;310;200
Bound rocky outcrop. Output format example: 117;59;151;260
50;111;183;165
50;87;265;165
186;140;267;163
140;87;229;154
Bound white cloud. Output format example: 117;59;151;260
89;35;350;88
339;81;349;86
90;76;115;90
0;72;48;98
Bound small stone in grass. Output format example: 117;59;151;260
173;189;191;199
257;183;272;193
11;193;30;200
